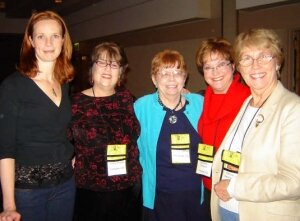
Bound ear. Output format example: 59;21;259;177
151;75;157;88
231;63;235;71
29;36;35;48
276;65;280;71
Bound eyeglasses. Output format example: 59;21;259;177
203;61;231;73
159;69;184;79
95;59;120;69
239;54;274;67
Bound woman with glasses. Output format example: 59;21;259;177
212;29;300;221
195;38;250;221
69;42;142;221
134;49;207;221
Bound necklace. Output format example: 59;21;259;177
228;96;270;149
158;95;182;124
52;88;57;97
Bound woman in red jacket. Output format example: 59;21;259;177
196;38;250;221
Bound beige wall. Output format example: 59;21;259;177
122;2;300;97
125;39;207;98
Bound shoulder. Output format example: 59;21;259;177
134;93;158;116
117;87;136;101
278;85;300;109
267;82;300;121
135;93;156;106
0;72;29;96
184;93;204;107
274;82;300;104
1;72;28;87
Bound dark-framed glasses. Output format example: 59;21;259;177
95;59;120;69
239;54;274;67
203;61;231;73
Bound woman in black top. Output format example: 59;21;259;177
0;11;75;221
69;42;142;221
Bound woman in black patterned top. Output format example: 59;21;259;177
69;42;142;221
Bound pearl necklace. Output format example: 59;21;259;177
158;95;182;124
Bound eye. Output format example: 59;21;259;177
160;70;167;75
240;56;251;62
110;62;120;69
218;62;227;68
173;69;181;75
35;35;44;40
203;66;213;71
52;34;62;39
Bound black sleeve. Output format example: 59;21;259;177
0;75;20;159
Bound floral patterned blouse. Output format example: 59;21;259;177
69;87;142;191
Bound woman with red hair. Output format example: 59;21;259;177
0;11;75;221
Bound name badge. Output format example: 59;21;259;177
221;150;240;180
221;150;240;167
171;134;191;164
196;144;214;177
106;144;127;176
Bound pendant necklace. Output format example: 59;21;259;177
158;95;182;124
52;88;57;97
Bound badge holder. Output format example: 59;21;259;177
196;144;214;177
220;150;241;180
106;144;127;176
170;134;191;164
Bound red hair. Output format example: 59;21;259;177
17;10;74;84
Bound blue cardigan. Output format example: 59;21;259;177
134;91;204;209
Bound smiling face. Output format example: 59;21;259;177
203;52;234;94
92;53;122;92
237;47;278;95
29;19;64;64
152;63;186;100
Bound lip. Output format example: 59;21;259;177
250;72;266;79
166;85;177;88
101;74;112;79
212;76;224;81
44;50;55;53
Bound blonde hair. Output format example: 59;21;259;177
233;28;284;68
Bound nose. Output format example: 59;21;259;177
252;58;261;69
211;67;219;75
45;36;53;46
104;64;112;70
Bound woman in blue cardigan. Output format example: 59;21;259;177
134;49;206;221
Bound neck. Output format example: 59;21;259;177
37;61;55;79
158;93;182;110
92;86;115;97
251;81;277;107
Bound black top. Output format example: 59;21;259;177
69;88;142;191
156;104;202;191
0;72;74;166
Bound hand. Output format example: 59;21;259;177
214;179;231;202
0;210;21;221
72;156;76;168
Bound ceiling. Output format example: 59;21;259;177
0;0;104;19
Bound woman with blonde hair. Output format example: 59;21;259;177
213;28;300;221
